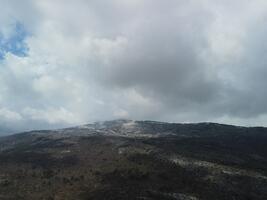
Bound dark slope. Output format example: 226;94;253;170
0;120;267;200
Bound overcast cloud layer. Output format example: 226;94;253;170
1;0;267;134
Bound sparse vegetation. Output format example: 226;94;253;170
0;120;267;199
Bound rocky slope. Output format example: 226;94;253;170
0;120;267;200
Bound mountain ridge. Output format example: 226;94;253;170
2;119;266;139
0;119;267;199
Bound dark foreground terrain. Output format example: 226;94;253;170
0;120;267;200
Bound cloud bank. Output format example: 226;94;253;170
1;0;267;134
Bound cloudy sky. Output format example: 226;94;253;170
0;0;267;134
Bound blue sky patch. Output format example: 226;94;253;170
0;22;29;59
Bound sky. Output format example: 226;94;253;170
1;0;267;134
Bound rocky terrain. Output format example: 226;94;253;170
0;119;267;200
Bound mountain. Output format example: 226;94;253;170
0;119;267;200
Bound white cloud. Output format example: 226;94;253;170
0;107;22;121
22;107;81;125
0;0;267;134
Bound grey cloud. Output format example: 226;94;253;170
1;0;267;135
220;17;267;118
90;2;221;114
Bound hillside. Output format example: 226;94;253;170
0;120;267;200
